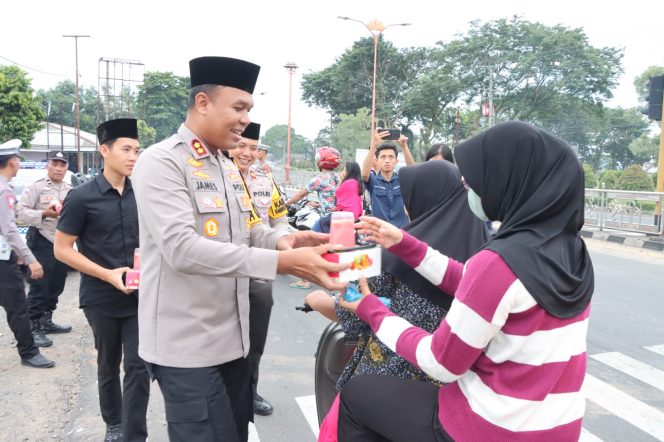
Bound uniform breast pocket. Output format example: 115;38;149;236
39;193;57;207
234;192;253;213
194;193;226;214
194;193;229;242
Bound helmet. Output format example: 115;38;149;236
315;147;341;170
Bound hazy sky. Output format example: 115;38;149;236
2;0;663;140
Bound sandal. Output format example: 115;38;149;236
289;281;311;289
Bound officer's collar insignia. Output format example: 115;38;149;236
187;158;204;168
191;139;209;159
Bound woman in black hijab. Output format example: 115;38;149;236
334;159;489;389
336;121;594;442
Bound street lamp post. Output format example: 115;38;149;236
284;61;298;185
338;17;410;135
63;34;90;173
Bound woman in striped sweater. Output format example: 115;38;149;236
337;121;595;442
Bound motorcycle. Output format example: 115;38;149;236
287;197;322;231
294;304;356;426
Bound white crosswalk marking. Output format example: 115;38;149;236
289;346;664;440
583;374;664;440
248;422;260;442
580;427;604;442
296;394;320;438
645;344;664;357
591;351;664;392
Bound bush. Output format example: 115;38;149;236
599;170;622;189
616;165;654;191
582;164;598;188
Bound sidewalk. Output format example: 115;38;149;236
581;226;664;252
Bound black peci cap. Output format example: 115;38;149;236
96;118;139;145
189;56;260;93
241;122;261;141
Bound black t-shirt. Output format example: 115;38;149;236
57;174;138;317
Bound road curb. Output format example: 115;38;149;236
581;229;664;252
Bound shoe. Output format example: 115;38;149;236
104;423;123;441
30;319;53;347
21;353;55;368
40;310;72;334
254;394;273;416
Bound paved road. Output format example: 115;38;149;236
0;238;662;441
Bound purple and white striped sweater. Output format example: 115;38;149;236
355;231;589;441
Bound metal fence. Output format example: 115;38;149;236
585;188;664;235
268;173;664;236
271;168;317;189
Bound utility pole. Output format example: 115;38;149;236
656;101;664;231
455;107;461;145
487;67;495;127
63;34;90;173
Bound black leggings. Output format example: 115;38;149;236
338;375;453;442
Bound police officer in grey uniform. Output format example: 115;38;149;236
254;143;272;175
132;56;347;442
17;150;72;344
231;122;287;416
0;139;54;368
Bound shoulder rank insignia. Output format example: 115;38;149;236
191;139;210;159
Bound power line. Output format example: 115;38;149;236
0;55;67;77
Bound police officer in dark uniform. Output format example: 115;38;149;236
54;120;150;442
17;150;72;344
0;139;54;368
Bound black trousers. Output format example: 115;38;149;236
26;232;68;320
83;308;150;442
151;357;252;442
0;255;38;359
248;279;273;397
338;375;453;442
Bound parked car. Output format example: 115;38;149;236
11;163;75;241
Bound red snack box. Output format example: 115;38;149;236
323;245;381;282
125;270;140;290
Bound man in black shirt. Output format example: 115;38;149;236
54;119;149;442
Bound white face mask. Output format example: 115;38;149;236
467;188;489;221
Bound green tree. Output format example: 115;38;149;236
260;124;313;167
0;65;44;146
633;65;664;98
136;72;189;143
567;107;649;171
629;133;660;165
37;81;102;134
137;120;156;147
444;16;623;127
582;164;598;188
302;37;430;127
616;165;654;191
599;170;621;189
330;108;371;162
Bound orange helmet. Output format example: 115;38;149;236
315;147;341;170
